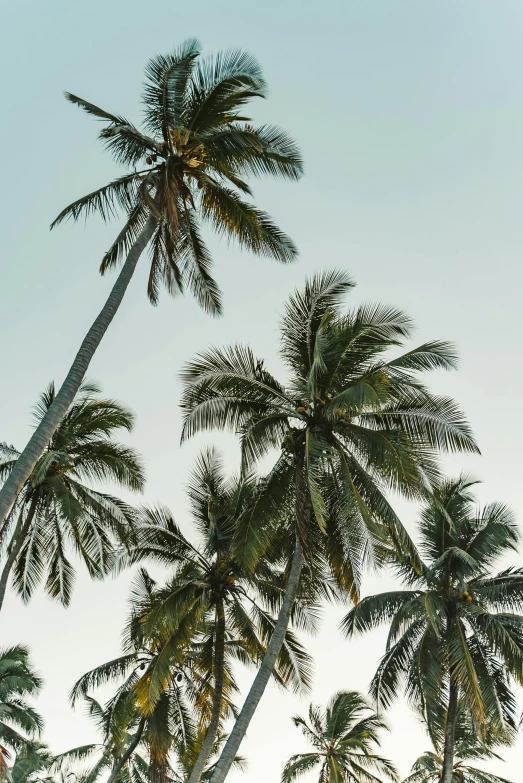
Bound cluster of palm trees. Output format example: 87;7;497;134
1;37;521;783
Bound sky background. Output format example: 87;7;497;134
1;0;523;780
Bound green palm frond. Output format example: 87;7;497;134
0;646;43;760
200;182;297;263
51;172;142;227
280;269;356;379
282;753;322;783
177;205;223;314
341;591;421;636
143;40;202;135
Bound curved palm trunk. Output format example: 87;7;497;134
188;598;226;783
0;215;157;530
106;716;146;783
441;681;458;783
0;494;39;612
209;536;303;783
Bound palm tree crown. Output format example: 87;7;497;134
282;690;399;783
121;449;312;714
181;269;478;574
0;381;144;607
52;38;302;312
342;476;523;780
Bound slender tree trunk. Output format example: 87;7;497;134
0;495;39;612
0;214;157;531
188;597;226;783
441;681;458;783
106;716;146;783
209;537;303;783
0;506;17;552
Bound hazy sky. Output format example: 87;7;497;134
1;1;523;780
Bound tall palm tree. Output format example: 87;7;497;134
76;449;314;783
0;646;43;780
69;584;287;783
0;381;143;611
281;690;399;783
180;269;478;783
0;38;302;530
126;449;314;783
342;476;523;783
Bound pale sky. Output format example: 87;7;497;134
1;1;523;780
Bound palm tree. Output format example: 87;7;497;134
68;594;264;783
68;570;203;783
282;690;398;783
52;696;150;783
180;269;478;783
125;448;314;783
0;646;43;780
75;449;313;783
0;38;302;531
342;475;523;783
0;381;143;611
403;709;514;783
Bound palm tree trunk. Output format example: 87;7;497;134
0;506;17;551
188;597;226;783
0;215;157;530
441;681;458;783
209;536;303;783
0;494;39;612
106;716;146;783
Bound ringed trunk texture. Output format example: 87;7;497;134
0;215;157;529
0;495;39;612
209;537;303;783
106;716;146;783
441;681;458;783
188;598;226;783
